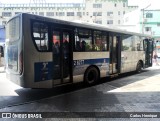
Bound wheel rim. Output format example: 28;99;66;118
85;67;99;84
88;70;96;82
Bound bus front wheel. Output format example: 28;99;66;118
136;61;142;73
84;66;99;85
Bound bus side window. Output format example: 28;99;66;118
32;22;49;51
74;28;92;52
93;31;108;51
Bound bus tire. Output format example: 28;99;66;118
84;66;99;85
136;61;142;73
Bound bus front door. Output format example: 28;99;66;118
145;39;153;67
52;29;72;85
109;35;121;75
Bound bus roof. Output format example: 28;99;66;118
10;13;152;38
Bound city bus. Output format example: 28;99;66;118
5;13;153;88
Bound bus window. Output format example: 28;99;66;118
137;37;144;51
122;35;132;51
93;31;108;51
6;16;20;42
32;22;49;51
74;28;92;52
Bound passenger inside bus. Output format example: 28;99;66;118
53;42;60;65
63;40;69;59
76;41;81;51
81;40;86;51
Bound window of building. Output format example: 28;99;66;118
46;12;54;16
107;12;113;16
123;3;125;7
93;4;102;8
2;12;12;17
77;12;82;16
107;20;113;24
114;3;117;7
123;11;125;15
56;12;65;16
145;27;151;32
73;3;81;7
95;20;102;24
86;12;89;16
118;20;120;24
67;12;74;16
39;12;44;16
146;13;153;18
15;12;21;15
93;12;102;16
157;23;160;27
118;11;120;15
60;12;65;16
32;22;49;51
2;21;6;25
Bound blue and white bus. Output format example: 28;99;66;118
5;13;153;88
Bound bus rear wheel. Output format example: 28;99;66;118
136;61;142;73
84;66;99;85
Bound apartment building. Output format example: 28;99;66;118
0;0;138;26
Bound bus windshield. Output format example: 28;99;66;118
6;16;20;42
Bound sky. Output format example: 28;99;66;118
0;0;158;9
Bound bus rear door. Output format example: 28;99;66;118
52;28;73;86
109;34;121;75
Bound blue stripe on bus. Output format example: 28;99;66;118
73;58;109;76
34;58;109;82
73;58;109;67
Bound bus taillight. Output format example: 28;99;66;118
19;51;23;74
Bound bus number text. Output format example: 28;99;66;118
74;60;85;66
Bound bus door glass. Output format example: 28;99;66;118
109;35;120;74
144;38;153;67
52;29;72;85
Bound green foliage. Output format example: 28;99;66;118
122;46;129;51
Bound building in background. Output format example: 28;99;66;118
121;3;160;56
0;0;138;26
140;9;160;38
119;9;141;33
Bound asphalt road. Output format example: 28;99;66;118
0;65;160;120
